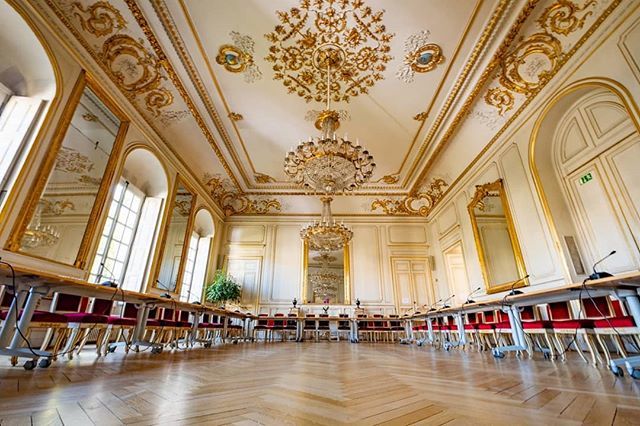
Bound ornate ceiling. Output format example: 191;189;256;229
36;0;624;216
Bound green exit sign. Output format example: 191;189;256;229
579;172;593;185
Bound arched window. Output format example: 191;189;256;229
180;209;215;303
0;1;58;209
89;148;169;292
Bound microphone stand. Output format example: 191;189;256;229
589;250;616;280
507;274;530;296
438;294;455;311
98;262;118;288
427;298;442;312
463;287;482;305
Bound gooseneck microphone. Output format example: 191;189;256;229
589;250;616;280
464;287;482;305
156;279;174;299
508;274;530;296
428;298;443;312
439;294;455;310
99;262;118;288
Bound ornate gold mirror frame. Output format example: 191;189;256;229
468;179;527;294
301;241;351;305
5;71;129;269
150;175;197;295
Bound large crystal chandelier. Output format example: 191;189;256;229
21;205;60;248
283;46;376;194
301;196;352;251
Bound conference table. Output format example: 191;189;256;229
246;314;410;343
409;272;640;377
0;263;250;367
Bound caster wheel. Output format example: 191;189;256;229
23;360;37;370
38;358;52;368
493;351;505;359
108;345;117;353
417;341;423;347
232;340;238;345
610;365;624;377
204;342;212;348
631;369;640;380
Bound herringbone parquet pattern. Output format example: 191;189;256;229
1;343;639;425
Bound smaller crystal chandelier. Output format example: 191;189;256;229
21;206;60;248
301;196;352;252
284;46;376;194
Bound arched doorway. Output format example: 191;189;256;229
531;81;640;282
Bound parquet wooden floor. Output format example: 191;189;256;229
1;342;639;425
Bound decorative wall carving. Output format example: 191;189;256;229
254;173;276;184
55;147;95;174
264;0;394;103
371;178;447;216
397;30;444;83
377;174;400;185
39;199;76;216
203;174;281;216
71;0;126;37
484;0;598;115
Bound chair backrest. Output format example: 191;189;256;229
179;311;190;322
520;305;536;321
547;302;572;320
582;296;612;319
91;298;114;316
162;308;175;321
273;313;285;327
257;313;269;326
496;310;509;322
483;311;496;323
122;303;139;319
1;291;14;309
467;313;478;323
611;299;626;317
389;314;401;327
54;293;87;313
305;314;317;328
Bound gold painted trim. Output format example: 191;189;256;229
150;174;198;296
0;0;64;234
467;179;528;294
301;241;351;305
528;78;640;282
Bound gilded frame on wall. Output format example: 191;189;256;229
150;175;198;296
5;70;130;269
467;178;527;294
301;240;351;305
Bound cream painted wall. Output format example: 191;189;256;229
220;218;434;315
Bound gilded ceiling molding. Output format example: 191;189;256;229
39;199;76;216
411;0;620;192
148;0;253;187
413;111;428;121
228;112;243;122
376;174;400;185
54;147;94;174
264;0;394;103
203;174;281;217
254;173;276;184
397;30;445;83
371;178;447;216
216;31;262;83
71;0;126;36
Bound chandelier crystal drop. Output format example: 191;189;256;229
301;196;352;252
21;208;60;248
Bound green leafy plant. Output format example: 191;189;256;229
205;270;242;306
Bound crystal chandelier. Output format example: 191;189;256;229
21;207;60;248
311;272;340;299
283;46;376;194
301;196;352;252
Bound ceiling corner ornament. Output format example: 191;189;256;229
265;0;394;103
254;173;275;184
371;178;447;216
71;0;126;37
216;31;262;83
483;0;598;114
228;112;244;121
397;30;444;83
377;174;400;185
203;174;281;216
537;0;597;35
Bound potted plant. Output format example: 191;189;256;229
205;270;242;308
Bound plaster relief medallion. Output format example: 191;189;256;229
265;0;393;103
216;31;262;83
397;30;444;83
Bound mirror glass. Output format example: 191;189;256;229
18;85;122;264
468;179;526;293
155;183;195;293
304;247;348;304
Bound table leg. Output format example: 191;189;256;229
492;305;528;358
608;290;640;378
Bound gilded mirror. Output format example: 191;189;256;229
468;179;527;294
10;73;128;266
302;242;350;304
153;178;196;294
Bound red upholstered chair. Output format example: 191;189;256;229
337;313;351;341
54;293;110;359
304;314;318;341
270;313;286;342
357;314;371;342
476;311;500;350
282;313;298;341
196;313;223;344
463;312;483;350
0;290;70;365
252;313;271;342
581;296;640;365
510;305;556;359
389;314;405;342
547;301;599;365
317;314;331;341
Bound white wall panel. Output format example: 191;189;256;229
269;225;302;303
351;225;383;303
